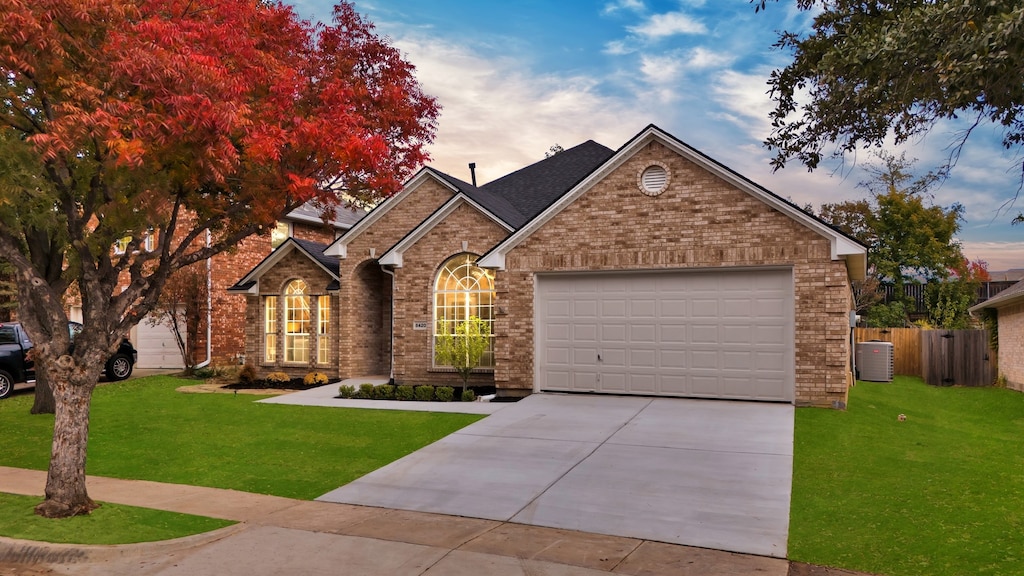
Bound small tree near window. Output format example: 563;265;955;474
434;315;490;398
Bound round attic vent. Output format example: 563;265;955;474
638;163;669;196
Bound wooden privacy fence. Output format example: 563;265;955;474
853;327;997;386
854;328;921;376
921;330;997;387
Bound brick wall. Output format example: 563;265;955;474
496;140;854;407
336;178;454;379
390;202;508;387
998;302;1024;391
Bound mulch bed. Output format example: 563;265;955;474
222;378;337;391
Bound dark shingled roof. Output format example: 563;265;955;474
481;140;615;222
425;140;614;230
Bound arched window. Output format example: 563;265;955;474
434;254;495;367
284;279;310;363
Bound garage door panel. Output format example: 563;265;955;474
722;299;752;317
625;373;657;394
573;324;598;341
630;349;657;367
691;350;720;370
689;324;717;344
690;299;719;317
602;299;627;317
537;270;794;402
573;347;598;365
629;324;656;343
601;372;628;393
721;325;752;344
660;350;687;369
630;299;657;317
722;351;753;370
548;347;571;365
547;323;571;341
660;299;687;316
601;348;627;367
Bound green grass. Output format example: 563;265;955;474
790;376;1024;576
0;492;234;544
0;376;483;499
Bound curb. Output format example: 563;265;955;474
0;523;248;566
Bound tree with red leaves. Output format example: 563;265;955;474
0;0;437;518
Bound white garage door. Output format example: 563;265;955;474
133;314;185;369
536;269;794;401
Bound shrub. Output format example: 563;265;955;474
414;386;434;402
395;385;415;401
355;383;375;399
266;372;290;384
461;389;476;402
238;364;258;385
374;384;395;400
435;386;454;402
338;384;356;398
303;372;329;386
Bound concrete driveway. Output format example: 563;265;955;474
318;394;794;558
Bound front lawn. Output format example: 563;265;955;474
0;492;233;544
0;376;482;499
790;376;1024;576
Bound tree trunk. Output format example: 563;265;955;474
30;369;55;414
34;363;99;518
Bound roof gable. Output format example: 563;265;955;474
378;195;515;267
228;237;339;293
323;168;458;258
477;125;868;280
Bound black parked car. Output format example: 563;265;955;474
0;321;138;399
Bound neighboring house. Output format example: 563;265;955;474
230;125;868;408
69;203;365;369
970;278;1024;391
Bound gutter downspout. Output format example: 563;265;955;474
381;266;396;384
195;229;214;369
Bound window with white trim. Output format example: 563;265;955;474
433;254;495;367
264;296;277;362
317;295;330;364
284;279;310;363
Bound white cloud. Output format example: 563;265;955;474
686;46;734;69
603;39;634;55
602;0;644;15
391;34;647;184
628;12;707;39
711;68;775;139
639;53;684;85
961;241;1024;271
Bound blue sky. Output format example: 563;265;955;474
291;0;1023;271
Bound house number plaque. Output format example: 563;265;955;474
413;321;429;330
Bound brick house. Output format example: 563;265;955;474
230;125;867;407
82;203;365;369
970;279;1024;391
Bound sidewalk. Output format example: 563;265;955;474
0;466;790;576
